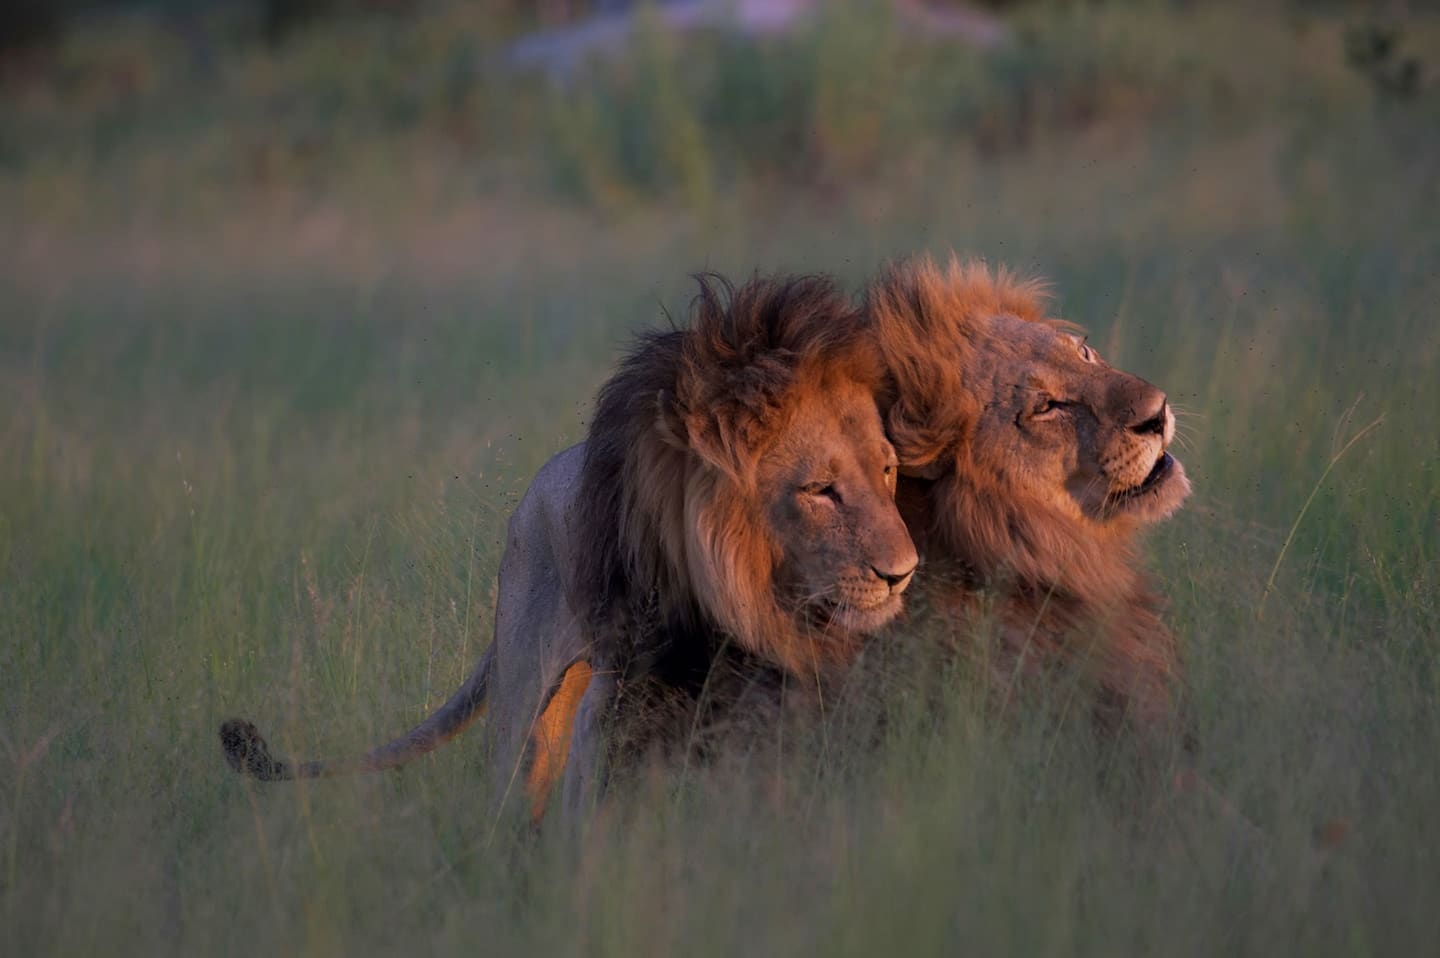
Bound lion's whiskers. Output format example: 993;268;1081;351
1080;470;1112;515
798;583;838;607
1168;402;1205;421
1166;403;1203;453
794;583;842;634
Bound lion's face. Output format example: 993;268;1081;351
756;374;919;636
959;312;1190;526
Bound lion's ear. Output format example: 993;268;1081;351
657;388;746;478
684;408;744;478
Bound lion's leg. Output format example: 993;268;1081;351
525;659;593;823
561;669;617;825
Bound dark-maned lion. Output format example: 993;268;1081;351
220;273;917;822
867;255;1191;744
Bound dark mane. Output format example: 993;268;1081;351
574;272;882;686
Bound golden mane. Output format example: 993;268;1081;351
869;255;1055;475
868;254;1185;741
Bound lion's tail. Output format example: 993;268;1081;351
219;645;495;781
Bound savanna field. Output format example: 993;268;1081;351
2;2;1438;954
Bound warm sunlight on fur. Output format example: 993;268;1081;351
576;273;917;683
526;660;593;823
870;254;1191;742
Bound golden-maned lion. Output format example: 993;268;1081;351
867;255;1191;744
220;273;918;821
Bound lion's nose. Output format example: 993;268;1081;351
873;561;918;593
1129;395;1168;437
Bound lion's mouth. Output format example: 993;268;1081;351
809;592;904;636
1103;450;1189;519
1116;452;1174;500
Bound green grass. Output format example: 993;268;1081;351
4;3;1440;956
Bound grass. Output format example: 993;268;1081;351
3;2;1440;955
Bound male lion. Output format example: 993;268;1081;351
220;273;918;822
867;255;1191;744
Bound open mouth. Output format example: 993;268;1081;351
1109;451;1175;504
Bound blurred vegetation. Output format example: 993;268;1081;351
1;0;1434;221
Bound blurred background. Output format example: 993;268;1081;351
3;2;1438;955
3;0;1431;255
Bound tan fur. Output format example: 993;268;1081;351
869;254;1192;742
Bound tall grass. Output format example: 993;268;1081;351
3;3;1440;955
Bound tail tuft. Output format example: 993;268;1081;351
220;718;288;780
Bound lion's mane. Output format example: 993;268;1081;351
575;274;888;690
869;256;1182;741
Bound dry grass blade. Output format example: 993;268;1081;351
1257;399;1385;622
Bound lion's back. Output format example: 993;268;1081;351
482;442;589;817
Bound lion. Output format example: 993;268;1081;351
865;255;1359;854
866;255;1192;745
220;272;918;822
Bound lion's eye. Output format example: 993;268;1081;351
1078;342;1097;363
801;482;840;503
1032;398;1062;420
